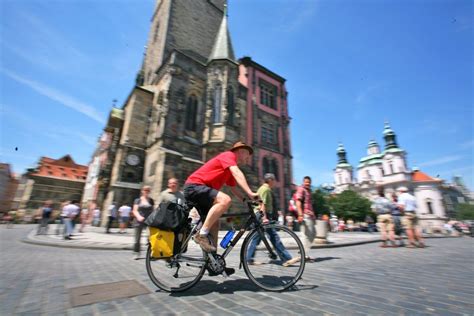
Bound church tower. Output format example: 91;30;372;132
381;122;409;182
334;143;353;193
203;5;242;159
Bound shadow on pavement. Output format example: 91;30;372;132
169;278;317;296
313;256;341;263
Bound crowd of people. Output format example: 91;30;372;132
6;141;459;270
372;186;424;248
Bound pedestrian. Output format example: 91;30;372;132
247;173;299;267
286;183;298;231
62;200;80;240
105;202;118;234
36;200;53;235
372;186;397;247
79;203;89;233
118;203;132;234
397;187;425;248
92;207;101;227
391;194;405;246
295;176;316;261
131;185;154;259
157;178;185;205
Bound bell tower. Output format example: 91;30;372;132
203;5;241;159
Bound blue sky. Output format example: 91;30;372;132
1;0;472;190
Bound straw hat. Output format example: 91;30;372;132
230;141;253;155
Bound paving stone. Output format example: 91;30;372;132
2;226;473;315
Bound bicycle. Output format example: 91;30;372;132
145;199;306;292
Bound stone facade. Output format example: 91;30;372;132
84;0;293;223
0;163;19;214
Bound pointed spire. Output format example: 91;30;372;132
208;4;236;63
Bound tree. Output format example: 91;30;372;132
456;203;474;220
312;189;329;216
327;190;372;222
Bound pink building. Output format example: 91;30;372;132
239;57;293;211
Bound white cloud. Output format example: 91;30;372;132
418;155;464;168
2;70;105;124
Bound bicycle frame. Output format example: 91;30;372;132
174;200;278;269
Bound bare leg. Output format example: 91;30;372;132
201;192;231;233
406;228;415;246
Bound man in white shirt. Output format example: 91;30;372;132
397;187;425;248
118;203;132;234
63;200;80;240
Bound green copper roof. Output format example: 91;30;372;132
336;163;352;169
368;140;378;147
359;153;383;163
383;148;405;154
208;5;235;62
383;121;394;135
337;143;346;153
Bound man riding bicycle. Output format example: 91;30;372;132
183;141;259;254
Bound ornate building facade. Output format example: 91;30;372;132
84;0;293;224
14;155;87;210
334;122;448;230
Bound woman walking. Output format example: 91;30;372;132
131;186;154;259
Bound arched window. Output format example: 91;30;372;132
271;159;279;181
426;199;434;215
227;86;235;125
262;157;269;177
185;95;198;131
213;84;222;123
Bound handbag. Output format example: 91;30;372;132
144;201;189;231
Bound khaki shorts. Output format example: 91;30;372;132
377;214;393;232
402;212;418;229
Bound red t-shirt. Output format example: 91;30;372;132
185;151;237;190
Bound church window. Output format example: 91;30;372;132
380;167;385;176
185;95;198;131
227;86;235;125
259;79;277;109
213;84;222;123
338;174;342;184
426;199;434;214
262;157;269;177
271;160;279;181
389;162;394;174
366;170;372;180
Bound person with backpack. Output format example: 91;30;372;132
37;200;53;235
372;186;396;247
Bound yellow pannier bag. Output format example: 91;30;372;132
149;227;175;258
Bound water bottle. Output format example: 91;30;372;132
220;229;235;249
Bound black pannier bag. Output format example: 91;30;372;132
145;201;189;231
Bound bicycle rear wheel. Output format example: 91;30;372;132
146;242;207;292
242;223;305;291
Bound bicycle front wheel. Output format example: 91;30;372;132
146;242;207;292
242;224;306;291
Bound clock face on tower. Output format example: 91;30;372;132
126;154;140;166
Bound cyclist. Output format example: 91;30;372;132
183;141;259;254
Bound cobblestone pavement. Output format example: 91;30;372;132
1;225;473;315
23;224;382;250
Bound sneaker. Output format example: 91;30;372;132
282;257;300;267
208;267;235;277
193;234;217;253
64;236;72;240
134;253;141;260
